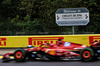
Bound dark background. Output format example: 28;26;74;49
0;0;100;35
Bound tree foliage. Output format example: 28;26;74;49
0;0;100;35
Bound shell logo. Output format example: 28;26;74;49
0;38;6;46
28;37;64;47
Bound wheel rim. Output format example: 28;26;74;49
82;51;91;59
15;51;23;59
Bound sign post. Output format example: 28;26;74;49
72;26;74;35
55;8;89;34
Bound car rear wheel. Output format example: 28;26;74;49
14;49;26;62
80;48;94;62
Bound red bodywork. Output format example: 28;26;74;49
25;42;87;57
3;41;88;60
91;41;100;47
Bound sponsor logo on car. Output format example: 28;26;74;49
0;38;6;46
28;37;64;46
89;36;100;44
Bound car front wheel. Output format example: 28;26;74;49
14;49;26;62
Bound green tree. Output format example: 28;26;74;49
0;0;100;35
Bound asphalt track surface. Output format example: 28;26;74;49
1;59;100;66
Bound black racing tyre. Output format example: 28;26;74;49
14;49;26;62
80;48;94;62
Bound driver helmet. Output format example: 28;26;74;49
27;45;34;48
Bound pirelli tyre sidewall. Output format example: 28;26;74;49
80;47;94;62
14;49;26;62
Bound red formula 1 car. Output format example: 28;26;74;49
2;41;88;62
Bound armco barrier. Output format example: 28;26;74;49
0;34;100;48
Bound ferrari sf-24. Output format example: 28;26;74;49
2;40;100;62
